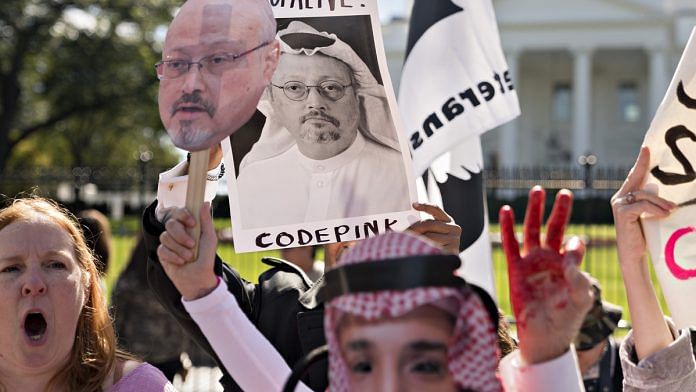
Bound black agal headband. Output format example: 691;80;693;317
318;254;466;303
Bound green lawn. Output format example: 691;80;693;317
106;225;668;336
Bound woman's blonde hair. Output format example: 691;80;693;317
0;197;131;391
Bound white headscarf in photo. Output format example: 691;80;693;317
239;21;400;169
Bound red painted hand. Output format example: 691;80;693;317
500;186;593;364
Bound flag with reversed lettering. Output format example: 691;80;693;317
399;0;520;296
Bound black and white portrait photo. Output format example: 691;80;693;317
223;6;418;251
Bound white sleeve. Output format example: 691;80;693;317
156;160;220;211
182;280;313;392
499;346;584;392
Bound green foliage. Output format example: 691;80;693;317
0;0;181;173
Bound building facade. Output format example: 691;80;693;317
382;0;696;169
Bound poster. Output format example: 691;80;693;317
222;0;418;252
642;27;696;328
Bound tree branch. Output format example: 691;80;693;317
8;98;114;149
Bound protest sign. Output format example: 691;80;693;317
223;1;418;252
399;0;520;296
642;28;696;328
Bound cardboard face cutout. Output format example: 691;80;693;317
642;28;696;328
157;1;275;151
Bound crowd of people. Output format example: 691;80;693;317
1;0;694;391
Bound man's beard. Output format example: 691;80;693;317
172;120;214;150
299;123;341;144
299;110;341;144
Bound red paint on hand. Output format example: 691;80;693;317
500;187;575;327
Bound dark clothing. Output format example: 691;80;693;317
583;337;623;392
143;202;327;392
112;235;188;375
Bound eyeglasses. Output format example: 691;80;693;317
155;41;270;80
271;80;352;101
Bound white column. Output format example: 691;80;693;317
500;50;520;169
648;47;669;117
572;47;593;163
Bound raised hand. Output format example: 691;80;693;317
611;146;675;360
157;202;219;301
499;186;593;364
611;146;676;266
408;202;462;254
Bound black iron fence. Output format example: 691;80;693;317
1;164;663;389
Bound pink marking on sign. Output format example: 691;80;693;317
665;226;696;280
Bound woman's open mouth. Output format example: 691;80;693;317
23;311;48;344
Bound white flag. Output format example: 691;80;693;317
399;0;520;298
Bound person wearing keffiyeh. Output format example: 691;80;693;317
322;231;502;392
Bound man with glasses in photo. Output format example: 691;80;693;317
236;21;411;229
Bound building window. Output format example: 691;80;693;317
618;82;640;123
552;83;572;122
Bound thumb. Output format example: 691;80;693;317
562;236;585;267
198;202;217;260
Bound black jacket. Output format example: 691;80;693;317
143;202;327;391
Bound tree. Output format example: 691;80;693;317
0;0;180;175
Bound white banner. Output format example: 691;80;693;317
642;27;696;329
398;0;520;176
399;0;520;298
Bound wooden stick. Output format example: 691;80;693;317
185;149;210;260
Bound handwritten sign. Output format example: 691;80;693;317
642;27;696;328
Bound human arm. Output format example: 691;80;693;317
143;201;255;390
500;187;593;365
620;317;696;391
182;280;313;392
611;146;676;360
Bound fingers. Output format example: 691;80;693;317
158;207;197;264
157;243;189;266
621;200;674;220
198;202;218;259
617;146;650;195
523;186;545;253
562;236;585;267
412;202;453;223
545;190;573;252
499;205;521;265
162;207;196;228
408;219;459;235
417;232;460;253
627;190;677;212
160;231;194;262
565;266;593;314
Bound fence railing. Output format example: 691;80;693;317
3;164;665;390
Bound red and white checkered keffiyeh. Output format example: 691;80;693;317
324;232;503;392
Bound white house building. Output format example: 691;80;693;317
382;0;696;169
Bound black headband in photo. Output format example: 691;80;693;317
318;254;465;303
279;32;336;50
